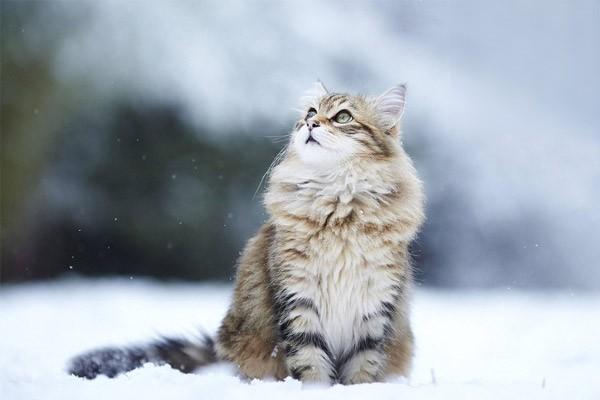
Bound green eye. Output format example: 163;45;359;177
334;110;352;123
306;108;317;119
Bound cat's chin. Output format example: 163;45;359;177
296;146;344;170
291;129;357;171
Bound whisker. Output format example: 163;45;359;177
315;133;337;148
261;134;291;144
270;137;290;143
292;107;307;114
253;145;288;199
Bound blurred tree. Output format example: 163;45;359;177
1;1;280;283
3;98;281;282
1;1;73;281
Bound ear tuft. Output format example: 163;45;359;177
375;84;407;128
300;80;329;107
316;79;329;95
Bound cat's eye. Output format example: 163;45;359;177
333;110;353;124
306;108;317;119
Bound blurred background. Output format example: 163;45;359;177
2;0;599;289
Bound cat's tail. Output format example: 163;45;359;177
67;333;217;379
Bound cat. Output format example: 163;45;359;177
68;82;425;385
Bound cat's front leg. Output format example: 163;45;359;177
338;301;396;384
276;290;336;384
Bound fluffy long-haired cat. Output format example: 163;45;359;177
69;82;425;385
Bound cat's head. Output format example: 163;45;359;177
290;82;407;169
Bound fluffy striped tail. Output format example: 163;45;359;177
68;334;217;379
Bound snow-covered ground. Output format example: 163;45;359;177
1;279;599;399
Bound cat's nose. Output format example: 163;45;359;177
307;120;320;131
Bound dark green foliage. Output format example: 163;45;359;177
3;102;281;282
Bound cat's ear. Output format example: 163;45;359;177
375;84;407;129
300;80;329;107
313;80;329;96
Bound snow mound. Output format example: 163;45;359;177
1;279;599;399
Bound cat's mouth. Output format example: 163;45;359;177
305;134;320;145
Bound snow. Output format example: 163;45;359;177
1;279;599;399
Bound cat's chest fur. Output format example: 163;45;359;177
273;172;401;356
307;234;395;356
273;229;394;356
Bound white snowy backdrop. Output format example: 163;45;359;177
5;0;599;287
52;0;600;287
